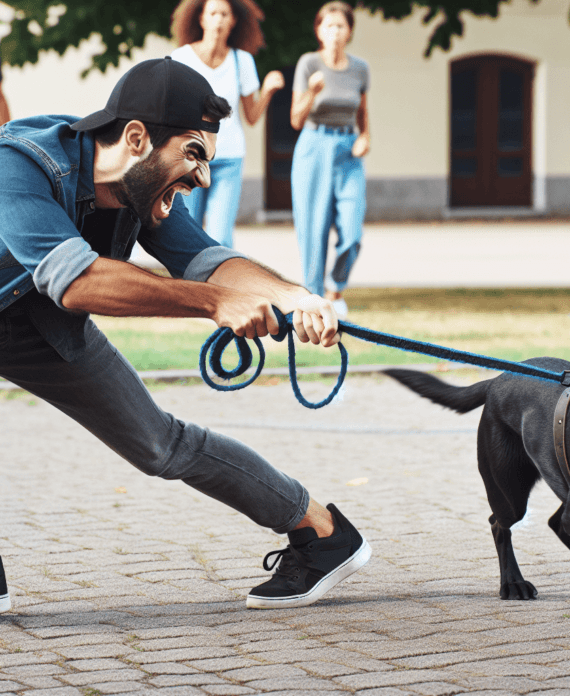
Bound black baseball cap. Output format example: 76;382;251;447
71;56;220;133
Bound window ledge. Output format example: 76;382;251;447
443;206;546;219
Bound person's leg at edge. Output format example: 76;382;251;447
292;127;335;297
0;301;370;609
324;132;366;319
202;158;243;248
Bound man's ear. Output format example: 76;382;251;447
123;120;152;157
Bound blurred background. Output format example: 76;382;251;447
2;0;570;379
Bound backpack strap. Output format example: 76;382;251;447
233;49;242;97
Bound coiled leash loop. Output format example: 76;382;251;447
200;306;570;409
199;307;348;408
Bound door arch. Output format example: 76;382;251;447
450;54;534;207
264;65;299;211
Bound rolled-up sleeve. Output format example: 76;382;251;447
34;237;98;307
0;147;98;308
138;193;246;280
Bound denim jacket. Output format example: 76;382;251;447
0;115;244;360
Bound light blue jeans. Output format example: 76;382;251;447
291;126;366;298
184;158;243;248
0;291;309;534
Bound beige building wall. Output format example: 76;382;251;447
344;0;570;216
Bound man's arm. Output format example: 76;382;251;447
62;255;339;347
61;256;283;340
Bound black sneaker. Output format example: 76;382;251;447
247;503;371;609
0;556;11;614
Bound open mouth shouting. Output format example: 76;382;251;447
153;180;194;221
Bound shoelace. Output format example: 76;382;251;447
263;545;306;580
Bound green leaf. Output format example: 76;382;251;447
0;0;544;77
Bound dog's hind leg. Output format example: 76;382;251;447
478;414;540;600
548;503;570;550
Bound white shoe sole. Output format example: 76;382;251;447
246;538;371;609
0;593;11;613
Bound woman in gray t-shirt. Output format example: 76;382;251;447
290;1;370;318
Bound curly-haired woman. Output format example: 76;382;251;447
291;1;370;318
171;0;284;248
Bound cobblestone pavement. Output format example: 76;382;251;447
2;374;570;695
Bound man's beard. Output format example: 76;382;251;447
113;148;173;229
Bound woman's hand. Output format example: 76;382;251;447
262;70;285;94
308;70;326;95
242;71;285;126
351;133;370;158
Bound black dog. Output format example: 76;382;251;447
384;357;570;601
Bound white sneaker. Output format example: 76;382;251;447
0;593;11;613
0;557;10;613
332;298;348;320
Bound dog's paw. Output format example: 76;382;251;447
500;580;538;600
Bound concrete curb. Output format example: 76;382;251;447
0;362;493;392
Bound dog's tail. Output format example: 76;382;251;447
383;368;491;414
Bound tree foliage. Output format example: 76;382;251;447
0;0;541;78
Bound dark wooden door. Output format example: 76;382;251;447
265;65;299;210
450;55;534;207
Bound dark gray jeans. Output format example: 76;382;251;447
0;299;309;534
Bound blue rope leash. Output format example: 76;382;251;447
199;306;570;409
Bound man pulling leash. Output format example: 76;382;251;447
0;57;371;613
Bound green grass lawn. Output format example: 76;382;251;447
91;288;570;372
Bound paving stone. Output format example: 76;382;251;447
453;677;543;693
56;643;135;659
129;647;235;664
136;636;238;651
64;658;132;671
0;683;24;694
354;690;417;696
540;677;570;688
335;670;455;689
81;681;146;693
296;661;363;677
143;662;199;675
185;657;260;671
0;652;63;668
201;686;257;695
3;378;570;695
2;664;67;677
244;675;350;690
221;665;308;681
146;687;204;694
149;674;227;687
60;669;144;686
406;683;469;695
451;692;520;696
19;677;67;688
19;688;83;696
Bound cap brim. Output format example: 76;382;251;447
70;109;116;132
